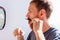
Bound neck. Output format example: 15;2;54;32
42;21;51;33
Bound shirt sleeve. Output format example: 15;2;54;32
46;28;60;40
53;34;60;40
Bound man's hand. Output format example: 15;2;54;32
32;18;43;33
32;18;45;40
13;28;24;40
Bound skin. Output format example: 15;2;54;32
13;2;51;40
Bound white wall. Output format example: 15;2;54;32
0;0;60;40
0;0;31;40
49;0;60;29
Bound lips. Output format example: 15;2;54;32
26;18;31;23
26;18;31;21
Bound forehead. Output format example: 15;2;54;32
28;3;37;10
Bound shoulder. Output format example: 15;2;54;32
46;27;60;40
27;31;34;40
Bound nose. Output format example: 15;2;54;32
26;12;29;17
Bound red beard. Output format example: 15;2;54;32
28;20;33;30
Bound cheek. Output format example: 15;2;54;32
30;13;37;18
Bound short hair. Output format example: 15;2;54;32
30;0;53;18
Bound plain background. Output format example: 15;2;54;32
0;0;60;40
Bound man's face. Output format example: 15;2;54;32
26;3;39;29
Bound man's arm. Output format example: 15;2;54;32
35;31;45;40
32;18;45;40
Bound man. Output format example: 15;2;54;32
13;0;60;40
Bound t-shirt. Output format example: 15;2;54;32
27;27;60;40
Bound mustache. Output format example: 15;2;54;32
25;18;31;21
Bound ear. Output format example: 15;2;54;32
38;9;46;20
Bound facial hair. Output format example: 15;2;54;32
26;18;33;30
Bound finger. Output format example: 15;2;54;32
18;28;21;34
18;28;25;36
37;20;40;27
17;34;24;40
13;28;18;36
40;20;43;30
32;18;40;26
32;18;43;30
32;18;40;23
32;20;37;27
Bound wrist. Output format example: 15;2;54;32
34;31;45;40
34;30;43;34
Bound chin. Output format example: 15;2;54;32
28;20;33;30
29;23;33;30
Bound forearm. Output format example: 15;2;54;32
35;31;45;40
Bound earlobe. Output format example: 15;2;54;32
38;9;46;20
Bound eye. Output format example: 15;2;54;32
28;9;32;13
